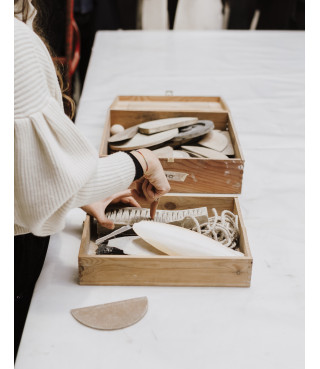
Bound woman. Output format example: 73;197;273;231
14;0;170;358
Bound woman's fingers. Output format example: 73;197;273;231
109;190;141;208
133;177;166;204
82;189;143;230
141;178;149;199
97;217;115;230
131;189;145;203
131;149;170;200
142;178;155;202
147;181;156;200
120;196;141;208
150;199;159;219
134;178;144;197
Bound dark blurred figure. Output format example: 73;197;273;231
76;0;139;87
223;0;305;30
41;0;182;88
42;0;141;89
37;0;66;56
168;0;179;29
38;0;78;93
74;0;95;87
15;234;50;360
94;0;139;30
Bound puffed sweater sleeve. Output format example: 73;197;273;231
14;19;135;236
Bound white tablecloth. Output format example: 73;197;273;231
16;31;304;369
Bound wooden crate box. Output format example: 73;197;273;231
78;195;252;287
99;96;245;194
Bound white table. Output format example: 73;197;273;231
16;31;304;369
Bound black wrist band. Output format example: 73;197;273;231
126;152;144;180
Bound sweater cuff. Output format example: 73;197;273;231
73;152;136;207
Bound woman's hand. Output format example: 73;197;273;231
130;149;171;202
81;189;140;229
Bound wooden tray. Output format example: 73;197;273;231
99;96;245;194
78;195;252;287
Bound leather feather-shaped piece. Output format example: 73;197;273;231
198;130;228;152
138;117;198;134
108;125;139;143
109;128;178;151
71;297;148;330
181;145;229;159
133;221;243;257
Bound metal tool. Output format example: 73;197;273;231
95;225;132;245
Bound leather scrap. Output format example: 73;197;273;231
71;297;148;330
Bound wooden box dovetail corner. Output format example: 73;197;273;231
78;195;253;287
99;96;245;194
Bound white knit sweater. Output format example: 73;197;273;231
14;18;135;236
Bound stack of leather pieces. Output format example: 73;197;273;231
108;117;234;158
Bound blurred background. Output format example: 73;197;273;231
42;0;305;110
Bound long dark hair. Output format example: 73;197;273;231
14;0;75;119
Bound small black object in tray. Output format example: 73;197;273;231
96;243;127;255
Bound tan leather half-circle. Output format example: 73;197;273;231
71;297;148;330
